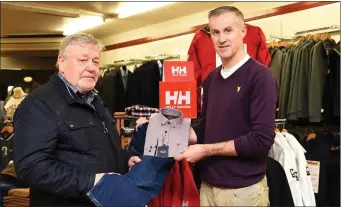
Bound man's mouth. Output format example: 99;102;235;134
219;45;230;48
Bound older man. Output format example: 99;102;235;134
13;33;140;206
175;6;278;206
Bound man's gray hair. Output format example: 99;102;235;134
208;6;245;24
56;33;105;67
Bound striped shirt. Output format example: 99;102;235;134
58;73;98;110
143;108;191;158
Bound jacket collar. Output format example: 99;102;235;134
50;73;99;106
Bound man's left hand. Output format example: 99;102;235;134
128;156;141;168
174;144;208;163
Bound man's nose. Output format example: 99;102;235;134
218;33;228;44
85;61;97;71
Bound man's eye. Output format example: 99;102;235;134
211;31;219;35
225;29;232;33
93;61;99;65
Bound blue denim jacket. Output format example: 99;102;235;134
87;125;174;207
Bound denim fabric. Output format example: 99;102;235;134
127;124;148;156
87;156;174;207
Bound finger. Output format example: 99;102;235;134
174;154;185;161
180;147;188;154
133;156;142;163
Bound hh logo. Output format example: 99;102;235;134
166;91;191;105
171;66;187;76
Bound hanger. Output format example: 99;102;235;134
306;132;316;142
321;33;332;41
313;33;321;41
122;65;127;71
1;125;14;134
274;123;280;132
271;41;280;48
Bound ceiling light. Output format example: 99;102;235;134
116;2;174;19
63;15;104;36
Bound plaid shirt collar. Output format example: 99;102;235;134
58;73;98;105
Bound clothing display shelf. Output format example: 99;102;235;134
268;34;297;41
145;53;180;60
105;59;147;68
114;112;137;149
294;25;340;35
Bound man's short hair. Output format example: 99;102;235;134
208;6;245;24
56;33;105;67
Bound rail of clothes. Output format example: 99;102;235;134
268;34;340;125
96;60;163;114
269;124;340;207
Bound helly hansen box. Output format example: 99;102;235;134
159;81;197;118
163;61;195;82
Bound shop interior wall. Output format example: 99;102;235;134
1;56;57;70
100;2;340;69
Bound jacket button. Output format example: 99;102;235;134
70;124;74;128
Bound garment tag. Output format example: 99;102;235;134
307;160;320;193
157;145;169;158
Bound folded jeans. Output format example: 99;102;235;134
87;156;174;207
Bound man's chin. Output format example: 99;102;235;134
78;82;96;92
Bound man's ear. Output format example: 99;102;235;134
241;24;247;38
58;55;65;73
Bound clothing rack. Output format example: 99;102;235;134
275;119;287;129
294;25;340;35
145;54;180;60
105;59;147;68
268;34;296;41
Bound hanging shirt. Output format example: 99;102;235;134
120;68;129;92
269;132;303;206
283;132;316;206
143;108;191;158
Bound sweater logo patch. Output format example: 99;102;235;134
237;86;241;93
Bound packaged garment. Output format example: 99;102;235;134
143;108;191;158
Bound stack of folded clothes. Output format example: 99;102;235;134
3;188;29;207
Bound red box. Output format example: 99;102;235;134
163;61;195;82
159;81;197;118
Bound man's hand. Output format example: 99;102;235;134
128;156;142;168
174;144;208;163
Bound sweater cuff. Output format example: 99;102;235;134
233;135;247;157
